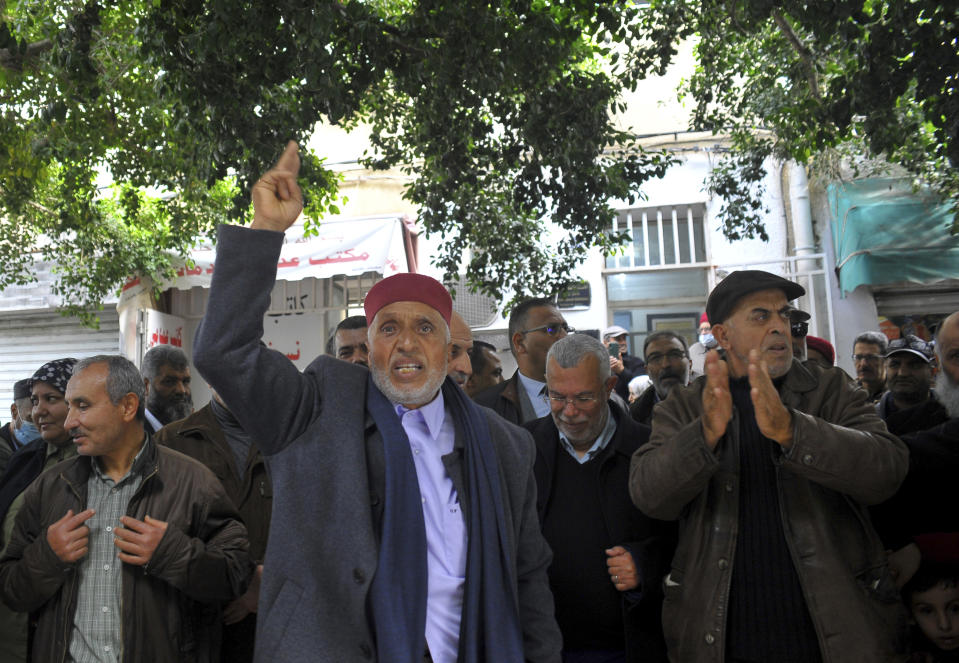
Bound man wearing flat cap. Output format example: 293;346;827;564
0;378;41;478
193;141;561;663
630;269;909;663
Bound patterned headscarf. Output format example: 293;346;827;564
28;358;78;395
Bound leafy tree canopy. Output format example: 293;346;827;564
634;0;959;240
0;0;676;323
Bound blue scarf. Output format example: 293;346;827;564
366;374;524;663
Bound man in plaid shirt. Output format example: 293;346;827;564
0;355;252;662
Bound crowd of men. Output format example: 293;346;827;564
0;141;956;663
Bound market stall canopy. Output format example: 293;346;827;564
830;178;959;296
120;215;412;304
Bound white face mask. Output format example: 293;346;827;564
699;332;715;346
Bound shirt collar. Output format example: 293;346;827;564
558;403;617;464
394;388;446;441
90;434;149;483
144;408;163;432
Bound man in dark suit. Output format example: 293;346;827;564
474;298;570;425
193;141;561;663
526;334;674;663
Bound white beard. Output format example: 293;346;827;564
371;361;446;408
934;371;959;419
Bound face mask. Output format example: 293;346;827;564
699;333;715;346
13;419;42;447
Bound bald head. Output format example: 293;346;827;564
448;312;474;388
937;311;959;384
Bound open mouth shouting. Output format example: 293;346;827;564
391;357;425;381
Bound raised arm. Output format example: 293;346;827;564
193;142;322;454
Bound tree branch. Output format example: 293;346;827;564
0;38;53;70
771;11;820;100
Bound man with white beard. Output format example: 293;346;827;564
933;312;959;417
192;141;561;663
872;311;959;570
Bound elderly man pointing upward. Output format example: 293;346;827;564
193;141;560;663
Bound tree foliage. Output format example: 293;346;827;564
0;0;676;321
634;0;959;240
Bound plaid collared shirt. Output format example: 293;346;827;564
68;442;147;663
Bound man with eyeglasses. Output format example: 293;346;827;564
851;331;888;403
475;297;571;425
526;334;674;663
629;331;692;427
631;269;907;663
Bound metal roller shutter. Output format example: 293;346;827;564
0;310;120;406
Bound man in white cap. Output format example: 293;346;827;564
193;141;561;663
602;325;646;403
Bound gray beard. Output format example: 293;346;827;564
934;372;959;419
371;362;446;408
148;393;194;425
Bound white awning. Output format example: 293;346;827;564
119;215;410;304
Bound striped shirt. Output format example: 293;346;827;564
68;442;148;663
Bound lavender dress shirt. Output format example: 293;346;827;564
395;390;467;663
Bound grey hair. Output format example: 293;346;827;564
75;355;146;421
546;334;610;381
141;345;189;380
854;331;888;354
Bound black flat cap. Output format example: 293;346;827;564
706;270;805;325
13;378;30;400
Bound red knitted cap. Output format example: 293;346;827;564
364;273;452;326
805;335;835;365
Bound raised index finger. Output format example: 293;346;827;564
274;141;300;177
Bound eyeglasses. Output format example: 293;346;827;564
645;349;687;365
791;321;808;338
522;323;572;337
851;353;881;363
547;392;601;408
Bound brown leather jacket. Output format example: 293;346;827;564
156;403;272;562
630;360;909;663
0;435;253;663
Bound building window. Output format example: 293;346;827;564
605;203;708;269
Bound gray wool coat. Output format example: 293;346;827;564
193;224;561;663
